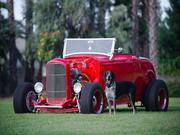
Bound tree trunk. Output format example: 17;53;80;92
98;0;106;37
24;0;34;82
24;59;35;83
143;0;149;58
36;61;43;82
147;0;158;75
7;0;17;95
88;0;95;33
132;0;140;56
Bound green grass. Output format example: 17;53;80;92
0;98;180;135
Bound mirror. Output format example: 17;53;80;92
114;47;123;54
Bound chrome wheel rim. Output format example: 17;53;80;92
158;88;167;110
92;89;104;113
26;91;36;112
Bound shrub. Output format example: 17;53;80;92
37;31;60;62
159;57;180;76
174;56;180;69
167;82;180;97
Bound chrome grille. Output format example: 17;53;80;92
47;64;66;98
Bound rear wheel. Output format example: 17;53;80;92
13;83;37;113
143;80;169;111
80;83;104;114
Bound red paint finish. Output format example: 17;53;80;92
45;58;72;105
34;54;156;113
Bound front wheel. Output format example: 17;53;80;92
144;80;169;111
80;83;104;114
13;83;37;113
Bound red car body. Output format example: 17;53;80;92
13;38;168;114
34;54;156;113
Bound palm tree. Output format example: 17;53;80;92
24;0;35;82
7;0;17;95
147;0;158;74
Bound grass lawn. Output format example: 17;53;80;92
0;98;180;135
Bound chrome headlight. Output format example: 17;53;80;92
73;82;82;94
34;82;44;93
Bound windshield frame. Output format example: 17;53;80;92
63;38;116;58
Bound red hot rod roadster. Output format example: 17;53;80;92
13;38;169;113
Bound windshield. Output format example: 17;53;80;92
63;38;116;58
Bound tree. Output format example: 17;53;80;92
0;4;9;96
34;0;78;54
79;0;106;38
7;0;17;95
132;0;140;56
157;0;180;75
107;5;132;51
96;0;109;37
143;0;161;58
24;0;35;82
158;0;180;59
140;0;149;57
117;0;148;57
0;1;26;96
114;0;131;15
147;0;158;73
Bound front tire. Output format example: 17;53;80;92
13;83;37;113
80;83;104;114
144;80;169;111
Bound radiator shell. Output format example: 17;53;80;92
47;64;66;98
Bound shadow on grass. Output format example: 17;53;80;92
168;106;180;112
104;106;145;113
104;105;180;113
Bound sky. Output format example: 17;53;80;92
1;0;170;21
160;0;170;19
14;0;25;21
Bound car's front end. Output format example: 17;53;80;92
33;58;80;113
33;54;106;112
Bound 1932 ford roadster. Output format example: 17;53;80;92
13;38;169;113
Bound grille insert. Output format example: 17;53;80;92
47;64;66;98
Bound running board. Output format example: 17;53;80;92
35;105;63;109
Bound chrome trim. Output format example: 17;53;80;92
65;38;116;40
109;38;116;61
34;105;63;109
63;38;116;58
63;38;67;58
65;52;111;57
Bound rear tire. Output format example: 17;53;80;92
143;80;169;111
80;83;104;114
13;83;37;113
